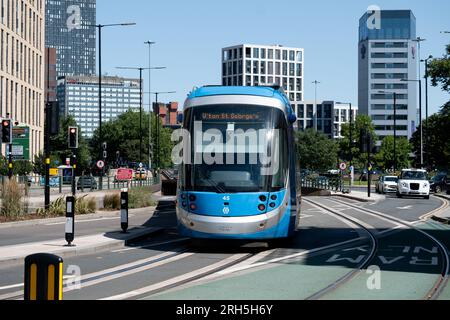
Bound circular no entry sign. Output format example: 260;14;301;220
97;160;105;169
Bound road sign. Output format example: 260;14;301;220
340;163;347;171
96;160;105;169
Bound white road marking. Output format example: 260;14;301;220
0;247;187;299
100;254;248;300
0;283;23;290
397;206;413;210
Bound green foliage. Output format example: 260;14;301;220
296;129;339;171
49;116;91;174
1;179;27;219
33;153;60;176
411;101;450;170
90;110;175;169
103;193;120;210
128;186;156;209
76;196;97;215
36;197;66;217
339;115;377;169
375;136;411;170
36;195;96;217
428;44;450;93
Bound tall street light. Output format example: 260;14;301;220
421;55;433;169
336;102;354;166
150;91;176;170
378;91;398;171
116;66;165;166
87;22;136;189
402;78;423;168
312;80;321;131
144;41;167;170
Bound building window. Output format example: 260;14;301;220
246;60;251;73
282;50;288;60
253;48;259;59
289;51;295;61
298;105;304;118
268;49;273;59
246;47;251;58
275;62;281;75
307;105;314;118
268;62;274;74
261;48;266;59
253;61;259;74
275;49;281;60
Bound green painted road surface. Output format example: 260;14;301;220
146;264;351;300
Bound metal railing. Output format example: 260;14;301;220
301;176;344;192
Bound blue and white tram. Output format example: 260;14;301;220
176;85;301;240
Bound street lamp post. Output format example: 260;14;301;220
402;78;423;168
88;22;136;189
312;81;320;131
421;55;433;169
145;41;156;170
117;66;166;167
150;91;176;170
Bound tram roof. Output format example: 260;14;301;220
187;86;293;113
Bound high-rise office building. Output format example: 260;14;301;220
57;76;141;137
0;0;45;160
296;101;358;139
45;0;96;77
222;44;304;104
358;10;418;143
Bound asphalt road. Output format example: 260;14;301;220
0;195;448;300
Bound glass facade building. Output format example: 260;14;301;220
45;0;96;77
57;76;141;137
359;10;416;42
358;10;418;143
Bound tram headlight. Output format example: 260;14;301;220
259;195;267;202
258;204;266;212
190;204;197;211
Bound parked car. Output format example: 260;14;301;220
429;174;447;194
397;169;430;199
77;176;98;190
376;176;398;194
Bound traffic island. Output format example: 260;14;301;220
0;226;164;268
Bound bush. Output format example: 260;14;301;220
1;179;27;219
76;196;97;215
104;193;120;210
36;195;96;217
129;187;156;209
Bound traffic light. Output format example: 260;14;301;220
1;119;12;144
68;127;79;149
359;129;367;153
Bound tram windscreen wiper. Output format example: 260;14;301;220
198;170;226;194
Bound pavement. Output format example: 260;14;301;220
330;189;385;203
431;194;450;224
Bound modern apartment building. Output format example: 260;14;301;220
45;0;96;77
358;10;418;143
296;101;358;139
57;76;141;137
0;0;45;160
222;44;304;103
153;102;181;128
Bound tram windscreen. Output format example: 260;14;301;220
180;105;289;193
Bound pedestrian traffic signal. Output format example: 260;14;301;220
1;119;12;144
68;127;78;149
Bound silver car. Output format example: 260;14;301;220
376;176;398;194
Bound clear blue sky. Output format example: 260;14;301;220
97;0;450;115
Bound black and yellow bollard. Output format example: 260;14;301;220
24;253;63;301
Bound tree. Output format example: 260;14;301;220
428;44;450;93
36;116;92;175
296;129;339;172
90;110;175;169
375;136;411;171
339;115;377;169
411;101;450;170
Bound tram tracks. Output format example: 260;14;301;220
304;197;450;300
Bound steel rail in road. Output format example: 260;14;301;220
303;198;379;300
329;198;450;300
